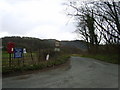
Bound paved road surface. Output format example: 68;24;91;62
2;56;118;88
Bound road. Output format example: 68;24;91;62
2;56;118;88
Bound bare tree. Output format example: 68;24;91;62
65;1;100;52
65;0;120;46
91;0;120;44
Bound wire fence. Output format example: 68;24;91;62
2;52;46;68
2;48;61;68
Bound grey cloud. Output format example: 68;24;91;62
0;0;76;40
1;14;37;35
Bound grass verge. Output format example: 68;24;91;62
2;55;70;75
72;54;119;64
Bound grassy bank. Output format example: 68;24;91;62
72;54;119;64
2;55;70;75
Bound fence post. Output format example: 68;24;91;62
18;58;20;66
30;50;34;64
9;53;11;67
23;53;24;66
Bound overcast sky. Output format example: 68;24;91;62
0;0;78;41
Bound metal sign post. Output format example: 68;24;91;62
9;53;11;67
7;42;15;53
14;48;23;66
7;42;15;67
54;41;60;52
14;48;23;58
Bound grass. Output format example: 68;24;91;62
72;54;120;64
2;52;37;66
2;55;70;74
72;54;119;64
2;51;9;58
82;54;119;64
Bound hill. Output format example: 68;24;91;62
61;40;87;51
1;36;87;52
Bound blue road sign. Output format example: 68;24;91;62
14;48;23;58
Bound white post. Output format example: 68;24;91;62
23;48;27;53
11;48;14;52
46;54;49;61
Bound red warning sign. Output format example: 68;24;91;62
7;42;15;53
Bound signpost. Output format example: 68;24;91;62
7;42;15;53
14;48;23;66
14;48;23;58
55;41;60;47
6;42;25;66
54;41;60;52
7;42;15;67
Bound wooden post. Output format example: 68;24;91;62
18;58;20;66
9;53;11;67
30;50;34;64
11;53;14;66
31;52;33;61
22;53;24;66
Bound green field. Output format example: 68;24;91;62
2;51;37;67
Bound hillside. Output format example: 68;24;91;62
1;36;87;52
61;40;87;51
